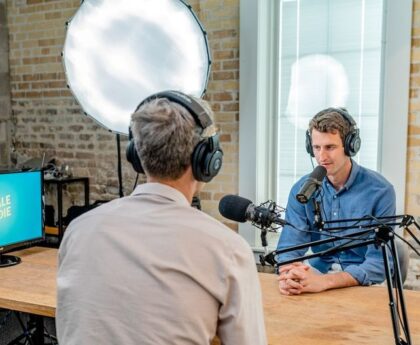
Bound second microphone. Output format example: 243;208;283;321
218;195;288;228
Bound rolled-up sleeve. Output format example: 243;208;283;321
344;185;396;285
276;181;311;264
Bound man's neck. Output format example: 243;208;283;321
328;159;352;191
147;168;197;203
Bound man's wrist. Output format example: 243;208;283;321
324;271;359;291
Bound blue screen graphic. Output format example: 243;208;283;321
0;171;43;249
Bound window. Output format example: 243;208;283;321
239;0;412;249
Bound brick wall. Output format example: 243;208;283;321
0;0;11;169
7;0;135;211
5;0;240;225
405;0;420;290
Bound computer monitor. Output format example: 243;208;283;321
0;170;44;267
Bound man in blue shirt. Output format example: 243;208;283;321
276;107;395;295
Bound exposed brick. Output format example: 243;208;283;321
222;103;239;111
5;0;243;260
219;134;231;142
222;60;239;70
212;92;233;101
213;71;235;80
27;0;44;5
212;29;237;39
213;50;234;60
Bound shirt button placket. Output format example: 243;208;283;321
332;194;339;219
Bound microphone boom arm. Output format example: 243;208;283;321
260;213;420;345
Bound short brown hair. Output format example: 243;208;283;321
308;108;352;145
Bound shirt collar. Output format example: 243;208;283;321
343;159;360;190
323;159;360;193
131;182;191;207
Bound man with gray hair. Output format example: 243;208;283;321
56;91;267;345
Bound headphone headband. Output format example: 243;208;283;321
305;107;361;157
126;90;223;182
135;90;213;130
331;107;357;129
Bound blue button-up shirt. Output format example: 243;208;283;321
276;160;396;285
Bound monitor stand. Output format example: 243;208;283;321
0;254;21;267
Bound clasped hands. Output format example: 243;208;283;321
277;262;327;295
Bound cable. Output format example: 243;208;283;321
311;232;374;259
317;188;345;270
287;220;377;241
367;215;420;255
132;173;139;192
393;232;420;256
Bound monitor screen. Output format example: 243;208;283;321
0;170;44;266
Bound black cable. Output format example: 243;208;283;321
287;223;376;241
325;215;400;232
367;214;420;255
393;232;420;256
317;232;374;258
132;173;139;192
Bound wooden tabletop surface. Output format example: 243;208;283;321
259;273;420;344
0;247;57;317
0;247;419;344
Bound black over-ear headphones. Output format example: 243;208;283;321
305;107;361;157
126;90;223;182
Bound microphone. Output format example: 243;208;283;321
218;195;287;228
296;165;327;204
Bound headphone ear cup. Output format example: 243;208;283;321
191;140;208;182
126;139;145;174
191;137;223;182
204;148;223;181
305;130;314;157
344;129;361;157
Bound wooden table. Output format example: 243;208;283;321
259;273;420;345
0;247;56;317
0;247;56;344
0;247;419;345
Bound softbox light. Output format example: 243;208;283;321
63;0;211;134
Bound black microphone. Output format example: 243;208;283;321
218;195;287;228
296;165;327;204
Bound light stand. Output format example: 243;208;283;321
261;214;420;345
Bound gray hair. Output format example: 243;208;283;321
130;97;214;180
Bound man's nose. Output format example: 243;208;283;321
318;148;328;160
